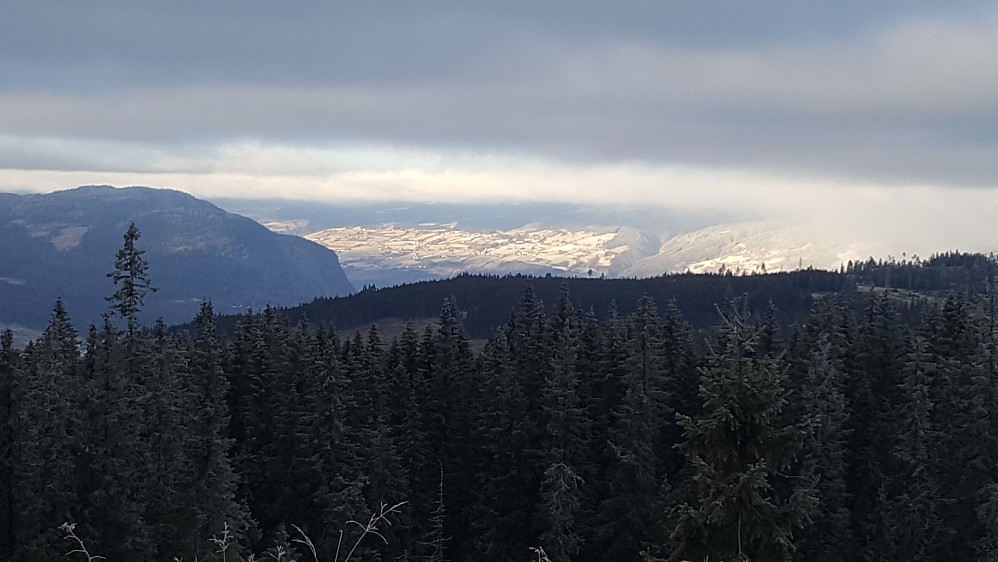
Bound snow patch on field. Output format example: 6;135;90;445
50;226;89;250
9;220;89;250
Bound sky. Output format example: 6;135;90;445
3;1;998;254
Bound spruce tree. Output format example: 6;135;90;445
871;336;947;561
468;287;554;559
0;329;16;559
507;285;552;446
357;325;410;561
230;308;339;553
106;222;158;335
302;328;369;561
76;223;161;560
541;289;588;466
922;296;996;557
536;289;587;561
793;334;854;561
142;319;188;560
538;462;585;562
669;311;815;562
593;296;672;562
11;300;85;559
577;305;628;562
755;301;785;359
172;303;256;561
468;329;535;561
847;294;909;555
660;299;699;423
422;299;478;559
385;324;431;557
80;315;155;560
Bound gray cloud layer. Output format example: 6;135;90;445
3;1;998;197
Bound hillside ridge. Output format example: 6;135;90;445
0;186;355;330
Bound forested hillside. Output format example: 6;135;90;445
224;270;849;341
0;186;355;330
209;251;998;342
4;230;998;561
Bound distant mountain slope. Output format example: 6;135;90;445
305;224;661;288
625;221;873;277
292;217;879;288
0;186;354;330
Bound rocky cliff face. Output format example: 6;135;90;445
0;186;354;330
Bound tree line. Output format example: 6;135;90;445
267;269;851;341
4;226;998;560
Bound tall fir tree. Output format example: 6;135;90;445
536;289;587;562
358;325;410;561
847;294;910;555
0;329;17;559
172;303;256;561
668;311;815;562
385;324;432;557
422;299;478;559
870;336;947;561
80;316;156;560
142;319;189;561
468;329;535;561
304;328;370;561
659;299;699;424
593;296;671;562
11;300;86;559
923;296;997;557
230;307;349;555
77;224;162;560
578;305;628;562
106;222;158;335
537;462;585;562
792;333;854;561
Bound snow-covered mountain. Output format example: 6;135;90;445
297;219;884;287
624;221;875;277
305;223;660;287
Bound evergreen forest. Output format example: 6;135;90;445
6;226;998;561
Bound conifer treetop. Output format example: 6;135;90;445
106;222;158;330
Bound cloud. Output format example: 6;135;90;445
0;138;969;220
3;0;998;263
3;4;998;184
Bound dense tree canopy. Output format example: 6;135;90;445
5;229;998;561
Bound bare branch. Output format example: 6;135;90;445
60;522;106;562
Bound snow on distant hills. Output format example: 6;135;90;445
224;197;913;286
305;223;659;287
294;218;881;288
624;221;873;277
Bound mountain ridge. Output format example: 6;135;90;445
0;186;355;330
304;223;661;288
297;219;877;288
